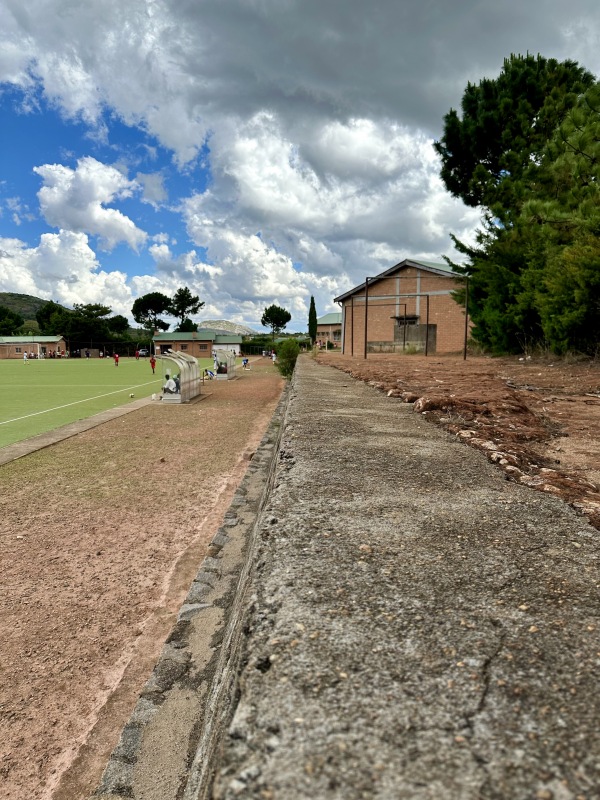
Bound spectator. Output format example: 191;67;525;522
163;373;177;394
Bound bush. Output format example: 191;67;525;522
276;339;300;379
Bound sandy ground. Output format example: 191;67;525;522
0;359;283;800
318;352;600;529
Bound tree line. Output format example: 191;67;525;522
436;53;600;355
4;286;296;351
0;286;206;350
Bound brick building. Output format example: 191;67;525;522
153;330;242;357
316;312;342;348
0;335;67;358
334;259;468;356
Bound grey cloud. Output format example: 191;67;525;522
174;0;600;135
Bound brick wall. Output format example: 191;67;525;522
156;340;213;358
342;268;469;355
316;323;342;346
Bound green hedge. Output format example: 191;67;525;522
276;339;300;379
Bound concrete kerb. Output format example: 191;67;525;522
92;383;291;800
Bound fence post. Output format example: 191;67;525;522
364;277;370;359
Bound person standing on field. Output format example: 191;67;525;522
23;352;28;364
114;353;119;367
150;356;156;374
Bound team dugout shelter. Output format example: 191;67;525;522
334;258;470;358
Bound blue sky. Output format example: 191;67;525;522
2;89;196;269
1;0;600;332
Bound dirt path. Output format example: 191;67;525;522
318;352;600;529
0;361;283;800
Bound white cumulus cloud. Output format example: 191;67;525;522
34;157;147;251
0;230;134;316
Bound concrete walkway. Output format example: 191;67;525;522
210;358;600;800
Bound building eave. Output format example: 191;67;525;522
333;259;460;303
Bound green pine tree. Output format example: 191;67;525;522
308;296;317;345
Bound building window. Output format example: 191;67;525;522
181;344;188;350
15;347;22;353
199;343;208;350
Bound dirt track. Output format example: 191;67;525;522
318;352;600;530
0;361;283;800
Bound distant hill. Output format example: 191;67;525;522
0;292;53;319
199;319;257;336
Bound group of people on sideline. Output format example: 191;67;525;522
22;349;65;361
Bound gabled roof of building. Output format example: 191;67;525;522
333;259;460;303
0;335;64;343
274;334;311;342
198;327;240;337
317;312;342;325
214;333;243;344
153;330;242;343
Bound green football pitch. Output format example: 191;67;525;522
0;356;217;449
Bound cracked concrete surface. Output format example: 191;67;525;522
211;357;600;800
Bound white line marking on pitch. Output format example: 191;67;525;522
0;380;159;426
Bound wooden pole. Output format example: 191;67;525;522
425;294;430;356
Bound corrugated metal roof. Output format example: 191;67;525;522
153;331;242;343
154;332;212;341
317;313;342;325
0;335;64;343
333;258;460;303
214;333;243;343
